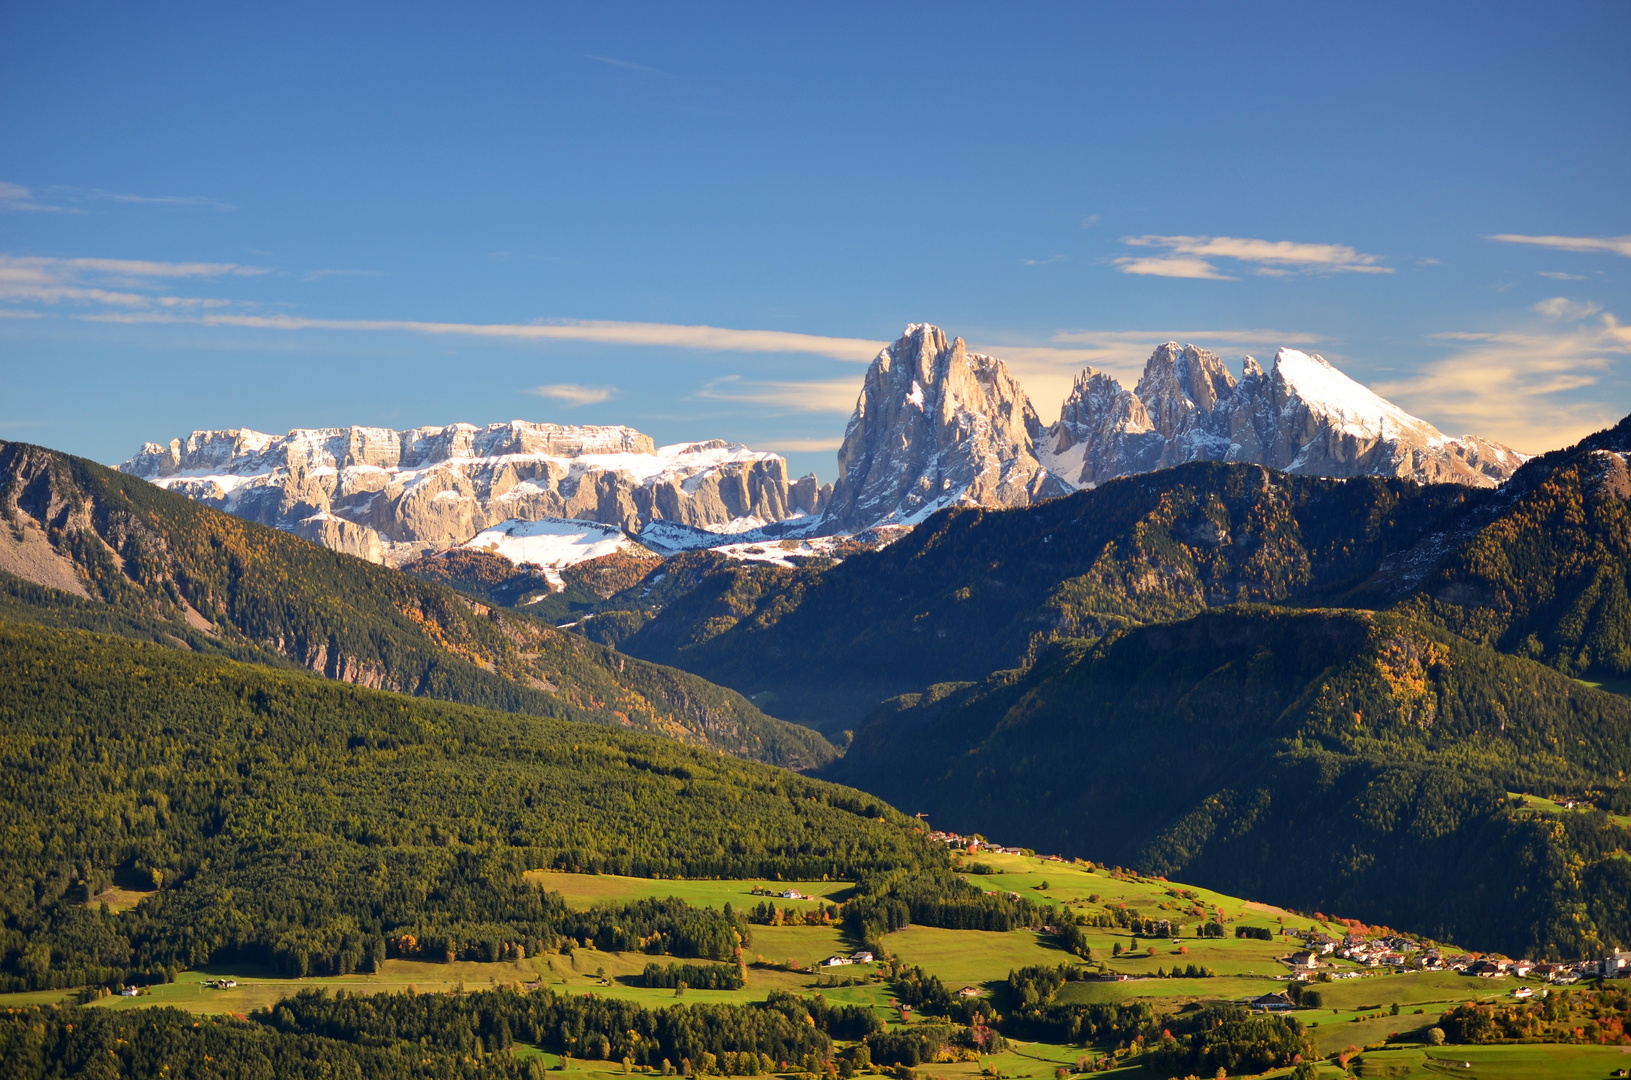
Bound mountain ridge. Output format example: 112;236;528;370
1;439;835;767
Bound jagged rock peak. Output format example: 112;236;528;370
121;420;830;565
821;324;1069;532
1042;345;1527;490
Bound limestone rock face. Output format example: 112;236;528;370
121;421;818;564
1042;344;1526;490
822;324;1070;532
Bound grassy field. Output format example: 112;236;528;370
1508;790;1631;829
11;852;1590;1078
1349;1042;1631;1078
525;871;855;910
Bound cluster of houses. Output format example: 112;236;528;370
924;829;1026;856
1282;929;1631;985
819;950;875;967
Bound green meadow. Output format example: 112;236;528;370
3;850;1592;1078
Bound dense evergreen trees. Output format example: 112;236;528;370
0;440;833;767
0;986;886;1080
829;607;1631;958
0;620;932;991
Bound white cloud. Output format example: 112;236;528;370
1538;271;1589;280
1373;308;1631;454
1021;255;1068;266
1113;255;1235;280
694;376;860;413
80;309;889;362
1115;234;1390;279
0;182;71;213
0;255;266;310
1490;233;1631;258
1534;297;1603;321
527;383;618;407
756;436;845;453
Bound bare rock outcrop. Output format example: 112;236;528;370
821;324;1070;532
121;421;824;564
1043;344;1526;490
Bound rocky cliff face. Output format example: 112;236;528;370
1041;343;1526;489
821;324;1070;532
121;421;829;565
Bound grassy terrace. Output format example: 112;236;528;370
4;853;1604;1078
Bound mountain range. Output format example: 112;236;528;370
13;321;1627;965
118;324;1523;570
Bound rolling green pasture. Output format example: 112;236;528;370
8;854;1579;1075
1350;1043;1631;1078
524;871;855;910
957;852;1357;939
1509;790;1631;829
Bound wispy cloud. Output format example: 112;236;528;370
0;182;235;213
59;186;236;211
694;376;859;413
1533;297;1602;321
757;436;845;453
527;383;618;407
0;255;269;309
1115;234;1391;279
303;268;382;281
1539;271;1589;281
78;310;889;362
0;182;74;213
1373;300;1631;454
1490;233;1631;258
587;54;674;78
1021;255;1068;266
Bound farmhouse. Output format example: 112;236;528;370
780;889;806;900
850;951;874;963
1250;993;1295;1011
957;986;982;997
820;956;852;967
1287;950;1319;969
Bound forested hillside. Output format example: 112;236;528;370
0;620;930;992
581;416;1631;733
1397;413;1631;678
0;440;833;767
826;606;1631;958
599;464;1486;727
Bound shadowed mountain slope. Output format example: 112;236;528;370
825;606;1631;959
0;440;833;768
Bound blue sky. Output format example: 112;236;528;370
3;2;1628;482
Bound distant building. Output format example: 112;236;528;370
1287;951;1319;969
850;951;874;963
820;956;852;967
957;986;982;997
1250;993;1294;1011
780;889;806;900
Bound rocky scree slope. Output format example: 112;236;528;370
1040;342;1524;490
824;606;1631;959
0;440;834;768
120;421;830;566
